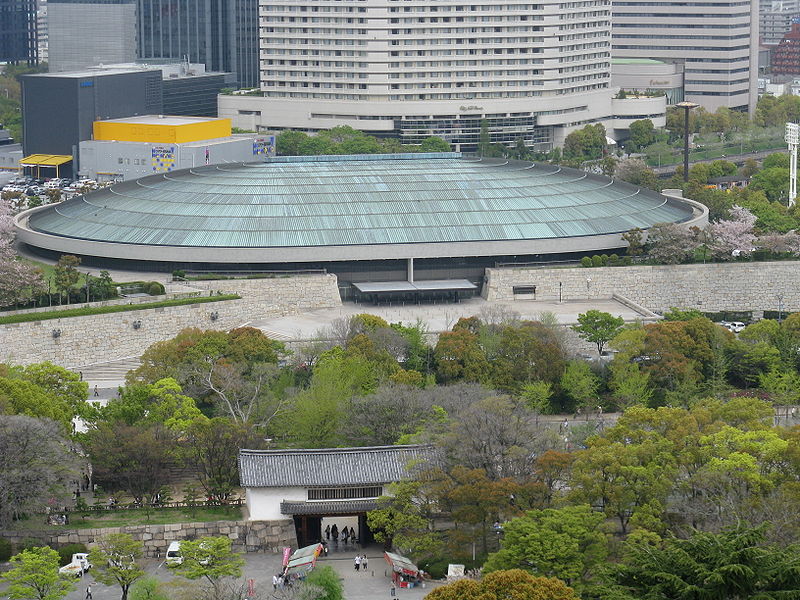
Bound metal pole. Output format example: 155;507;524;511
683;106;690;183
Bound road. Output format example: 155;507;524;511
652;148;779;176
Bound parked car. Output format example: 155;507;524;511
728;321;746;333
165;541;183;566
59;553;92;577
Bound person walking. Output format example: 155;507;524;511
331;524;339;542
93;385;99;397
273;574;279;591
85;584;93;600
354;554;361;571
325;524;330;540
361;554;368;571
342;527;349;543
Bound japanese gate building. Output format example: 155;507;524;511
239;445;436;547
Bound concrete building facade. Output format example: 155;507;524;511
47;0;137;72
761;0;800;47
218;0;666;150
21;69;163;167
611;58;684;105
78;115;275;181
611;0;759;113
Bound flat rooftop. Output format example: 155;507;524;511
96;115;225;127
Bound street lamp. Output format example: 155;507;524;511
676;101;699;183
777;294;785;323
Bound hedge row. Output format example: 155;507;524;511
0;294;241;325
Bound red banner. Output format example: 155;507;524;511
282;547;292;566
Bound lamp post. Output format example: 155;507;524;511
777;294;785;323
676;101;699;183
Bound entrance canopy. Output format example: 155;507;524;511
286;543;323;575
19;154;73;179
353;279;477;304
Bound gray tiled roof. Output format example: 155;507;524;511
239;445;436;488
280;500;379;515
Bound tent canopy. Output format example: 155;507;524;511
286;543;323;575
384;551;420;577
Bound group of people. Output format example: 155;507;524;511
272;571;297;591
324;523;357;544
354;554;369;571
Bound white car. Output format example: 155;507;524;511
165;541;183;566
728;321;746;333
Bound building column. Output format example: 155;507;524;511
407;257;414;283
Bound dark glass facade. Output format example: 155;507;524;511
0;0;37;65
162;73;232;116
137;0;258;88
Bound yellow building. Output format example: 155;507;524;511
93;115;231;144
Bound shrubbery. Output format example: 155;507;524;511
57;543;88;565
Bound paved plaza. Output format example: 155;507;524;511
45;547;443;600
247;297;650;342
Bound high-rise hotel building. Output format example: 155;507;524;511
611;0;759;113
220;0;666;149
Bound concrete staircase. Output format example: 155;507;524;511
69;357;142;387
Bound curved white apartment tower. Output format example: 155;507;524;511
219;0;666;150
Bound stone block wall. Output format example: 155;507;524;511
0;275;341;367
484;262;800;316
0;519;297;556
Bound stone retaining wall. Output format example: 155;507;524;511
0;519;297;556
0;275;341;367
484;261;800;317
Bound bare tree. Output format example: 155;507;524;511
0;416;78;527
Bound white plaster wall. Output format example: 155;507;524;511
246;487;307;521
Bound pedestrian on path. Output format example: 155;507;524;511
361;554;368;571
325;524;330;540
93;385;99;397
354;555;361;571
273;574;279;591
85;584;92;600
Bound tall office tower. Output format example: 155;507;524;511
221;0;667;150
137;0;259;88
36;1;47;63
611;0;759;113
0;0;38;65
762;0;800;47
47;0;136;72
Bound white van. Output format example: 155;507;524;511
165;541;183;566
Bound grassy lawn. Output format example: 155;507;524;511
10;506;244;531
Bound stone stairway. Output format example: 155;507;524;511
69;357;142;386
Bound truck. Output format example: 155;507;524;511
59;553;92;577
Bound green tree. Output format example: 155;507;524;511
420;136;451;152
570;436;676;534
434;328;490;383
563;124;607;162
276;130;309;155
53;254;81;304
602;524;800;600
88;533;145;600
483;505;607;584
572;310;625;354
425;570;579;600
627;119;656;152
128;577;170;600
304;565;344;600
173;537;245;600
0;546;73;600
750;167;789;203
560;361;600;413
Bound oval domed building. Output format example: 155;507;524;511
16;153;706;294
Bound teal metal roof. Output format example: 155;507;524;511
29;154;693;248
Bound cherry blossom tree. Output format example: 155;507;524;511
707;206;757;260
0;200;45;307
645;223;698;264
758;230;800;256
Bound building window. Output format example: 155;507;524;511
308;487;383;500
